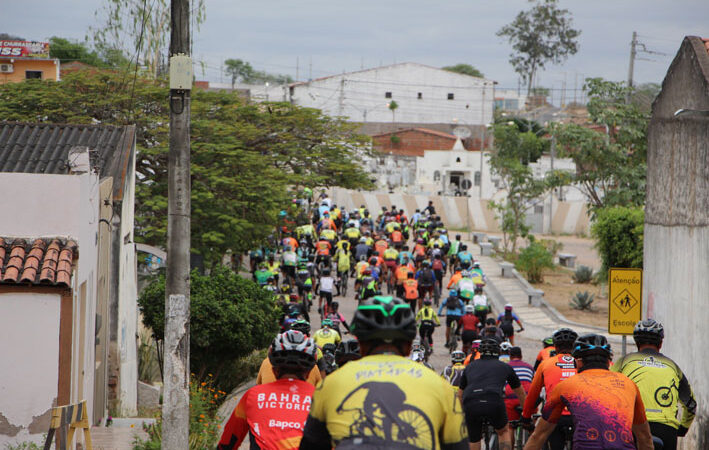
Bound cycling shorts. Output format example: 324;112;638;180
385;260;397;270
461;330;478;345
447;315;462;327
463;395;508;442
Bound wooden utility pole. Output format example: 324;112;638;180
163;0;191;448
626;31;637;104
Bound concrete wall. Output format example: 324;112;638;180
289;63;494;125
0;171;100;446
644;36;709;448
0;58;59;83
0;293;61;447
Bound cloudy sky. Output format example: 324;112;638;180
4;0;708;100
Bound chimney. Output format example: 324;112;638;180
67;146;91;174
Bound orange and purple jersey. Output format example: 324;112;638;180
543;369;647;449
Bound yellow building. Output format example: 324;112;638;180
0;41;59;84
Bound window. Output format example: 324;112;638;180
417;92;422;99
25;71;42;79
385;92;392;99
455;157;461;163
433;171;441;182
447;93;454;100
534;205;544;214
474;171;481;186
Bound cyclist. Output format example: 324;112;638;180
611;319;696;450
254;263;272;287
313;319;341;349
431;254;446;297
300;296;468;449
534;336;555;371
499;341;513;363
358;267;379;301
472;286;490;323
317;268;335;317
456;271;476;305
334;339;361;368
416;260;436;308
324;301;350;336
402;272;419;311
504;347;533;427
218;330;317;450
410;343;435;370
395;257;414;298
460;338;527;450
416;298;440;350
521;327;578;450
456;244;473;269
525;334;654;450
438;289;464;348
497;304;524;344
281;245;298;286
441;350;467;389
333;243;350;295
482;318;504;343
459;304;481;354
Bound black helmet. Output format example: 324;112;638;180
330;301;339;310
633;319;664;346
479;338;501;357
572;334;612;359
268;330;317;373
553;328;579;350
350;296;417;343
335;339;361;366
451;350;466;364
290;319;311;336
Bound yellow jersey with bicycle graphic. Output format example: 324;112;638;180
303;354;468;449
611;349;696;430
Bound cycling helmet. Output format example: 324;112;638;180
449;290;458;297
471;340;481;350
572;334;612;359
500;342;513;353
322;268;331;275
351;296;417;343
359;237;367;243
633;319;664;346
268;330;317;373
423;298;432;306
479;338;501;357
552;328;579;349
290;319;311;336
504;303;513;311
321;318;334;328
461;270;472;278
473;262;481;268
330;301;339;310
335;340;361;366
451;350;466;364
542;336;554;347
465;304;474;313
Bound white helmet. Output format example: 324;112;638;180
465;304;475;313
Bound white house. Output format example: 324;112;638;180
278;62;495;126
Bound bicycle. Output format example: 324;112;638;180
338;269;349;297
447;319;459;353
480;417;499;450
419;320;435;362
509;413;540;450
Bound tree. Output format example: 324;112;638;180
442;64;484;78
553;78;648;212
138;267;279;385
224;58;294;86
49;37;105;67
0;33;24;40
89;0;206;78
516;240;555;283
487;123;561;254
0;69;373;267
591;206;644;278
497;0;580;94
388;100;399;122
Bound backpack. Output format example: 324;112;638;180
446;296;461;312
432;259;444;271
419;268;434;285
444;365;465;387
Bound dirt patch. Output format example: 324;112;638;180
532;268;608;328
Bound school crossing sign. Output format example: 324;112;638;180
608;268;643;334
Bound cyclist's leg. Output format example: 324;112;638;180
546;415;573;450
649;422;676;450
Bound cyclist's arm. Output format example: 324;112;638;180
631;422;654;450
217;394;250;449
677;372;697;429
300;415;332;450
437;300;446;315
523;419;556;450
433;311;441;326
522;365;545;418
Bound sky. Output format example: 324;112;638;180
3;0;708;103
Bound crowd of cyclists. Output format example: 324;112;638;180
217;190;696;450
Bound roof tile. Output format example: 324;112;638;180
0;238;77;287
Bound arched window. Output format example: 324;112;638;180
433;171;441;182
455;157;461;163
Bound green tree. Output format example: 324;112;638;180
497;0;580;94
49;37;105;67
516;240;555;283
591;206;644;278
224;58;294;86
553;78;648;212
442;64;484;78
488;123;561;254
388;100;399;122
138;267;279;385
0;69;373;267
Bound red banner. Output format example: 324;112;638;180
0;41;50;58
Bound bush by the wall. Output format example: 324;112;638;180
591;206;644;280
515;241;555;283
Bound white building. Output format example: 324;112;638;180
494;88;528;112
275;62;495;126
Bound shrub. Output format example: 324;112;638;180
139;266;280;389
570;291;595;310
134;374;227;450
572;265;594;284
592;206;644;280
515;241;555;283
539;238;564;257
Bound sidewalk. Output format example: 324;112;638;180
471;240;622;345
89;418;151;450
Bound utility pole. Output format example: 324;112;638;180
163;0;191;448
296;56;299;82
338;78;345;116
627;31;638;103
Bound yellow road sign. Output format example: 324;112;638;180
608;268;643;334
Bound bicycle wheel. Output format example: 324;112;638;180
391;406;435;449
487;429;499;450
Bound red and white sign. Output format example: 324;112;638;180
0;41;50;58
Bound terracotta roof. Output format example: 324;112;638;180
0;122;136;201
371;127;457;139
0;238;77;287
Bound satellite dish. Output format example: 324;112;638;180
453;126;472;139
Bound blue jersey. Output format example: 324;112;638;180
438;297;464;317
457;251;473;263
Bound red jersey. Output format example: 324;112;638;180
374;239;388;255
218;378;314;450
458;314;480;331
391;230;403;243
535;346;555;364
315;240;332;256
543;369;647;449
523;353;577;418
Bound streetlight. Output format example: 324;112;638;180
674;108;709;117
